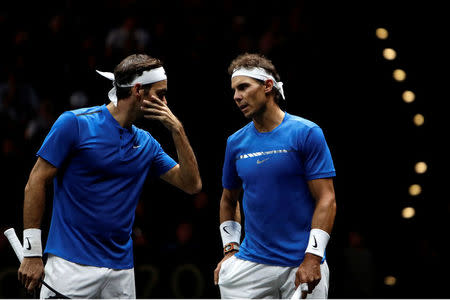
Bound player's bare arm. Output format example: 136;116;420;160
142;96;202;194
296;178;336;298
219;188;241;224
214;188;242;285
19;157;57;292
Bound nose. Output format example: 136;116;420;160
234;90;242;103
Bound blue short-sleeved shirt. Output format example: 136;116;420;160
37;104;177;269
222;112;336;267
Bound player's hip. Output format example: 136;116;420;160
40;254;135;299
218;255;329;299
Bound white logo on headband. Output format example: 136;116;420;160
231;67;285;100
96;67;167;106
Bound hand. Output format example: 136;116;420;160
141;95;182;132
295;253;322;299
214;251;237;285
18;257;44;293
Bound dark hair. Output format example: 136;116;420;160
113;54;163;100
228;53;283;105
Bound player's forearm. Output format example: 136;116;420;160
23;180;47;229
310;195;336;234
171;125;202;194
220;194;241;224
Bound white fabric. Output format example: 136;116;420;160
23;228;42;257
96;67;167;106
305;228;330;258
232;67;285;100
218;256;329;299
220;220;241;247
40;254;135;299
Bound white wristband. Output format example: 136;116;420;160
23;228;42;257
305;228;330;258
220;220;241;247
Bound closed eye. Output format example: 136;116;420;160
156;89;167;99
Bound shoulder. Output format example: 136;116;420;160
132;125;158;145
284;113;319;131
226;121;253;145
70;106;104;119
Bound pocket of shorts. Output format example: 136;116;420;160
218;255;236;284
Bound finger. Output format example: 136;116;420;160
294;272;301;288
301;282;309;298
144;115;165;121
214;265;220;285
24;275;32;290
27;278;38;292
309;280;319;294
150;96;166;106
141;107;164;115
142;99;164;109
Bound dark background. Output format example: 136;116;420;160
0;0;448;298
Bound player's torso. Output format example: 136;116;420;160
67;109;153;179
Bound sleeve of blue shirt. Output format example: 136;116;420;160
37;111;79;168
222;137;242;189
302;126;336;180
150;139;177;177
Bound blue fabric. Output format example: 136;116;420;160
37;104;177;269
222;112;335;267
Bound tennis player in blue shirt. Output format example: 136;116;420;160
18;54;202;298
214;53;336;299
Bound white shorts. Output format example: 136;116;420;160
40;254;136;299
218;256;329;299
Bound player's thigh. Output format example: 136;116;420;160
40;254;105;299
219;256;281;299
100;268;136;299
281;261;330;299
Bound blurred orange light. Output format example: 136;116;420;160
376;28;389;40
383;48;396;60
384;276;397;286
415;162;427;174
393;69;406;81
402;207;415;219
402;90;415;103
409;184;422;196
413;114;425;126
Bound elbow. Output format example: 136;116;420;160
185;179;202;195
328;196;337;216
24;181;32;196
319;195;336;214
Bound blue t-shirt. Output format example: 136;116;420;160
37;104;177;269
222;112;336;267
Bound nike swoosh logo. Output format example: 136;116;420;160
312;236;318;248
133;145;141;149
223;226;231;235
256;158;270;164
25;237;31;250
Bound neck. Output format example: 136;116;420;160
107;100;136;128
252;102;285;133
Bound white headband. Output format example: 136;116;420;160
96;67;167;106
231;67;285;100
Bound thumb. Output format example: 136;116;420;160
214;264;220;285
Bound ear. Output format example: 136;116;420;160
264;79;274;94
132;84;142;97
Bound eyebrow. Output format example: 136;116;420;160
232;83;249;90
